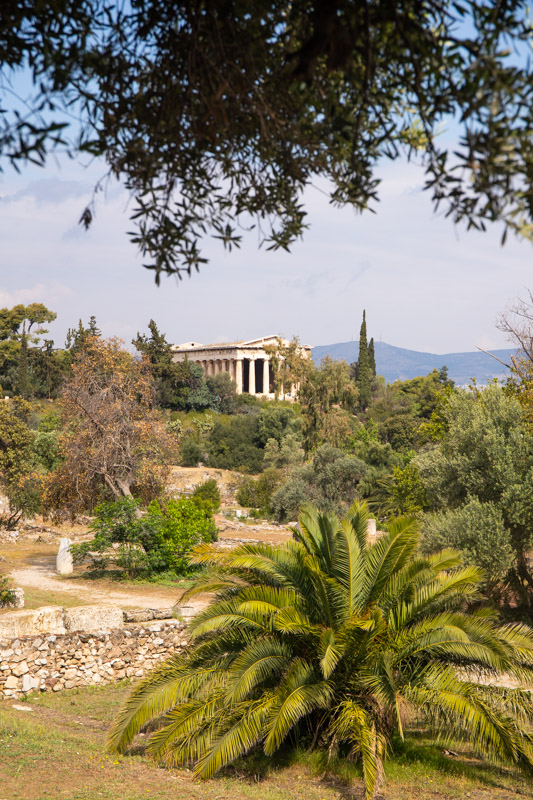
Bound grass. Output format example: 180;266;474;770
1;682;532;800
17;585;88;610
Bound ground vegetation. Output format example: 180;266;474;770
109;502;533;800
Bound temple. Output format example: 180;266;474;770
171;335;311;398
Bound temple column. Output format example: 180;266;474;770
249;357;256;395
235;358;243;394
263;358;270;395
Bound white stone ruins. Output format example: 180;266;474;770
171;335;312;399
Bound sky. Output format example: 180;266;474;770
0;153;531;355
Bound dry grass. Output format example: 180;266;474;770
1;683;532;800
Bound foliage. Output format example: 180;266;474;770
263;338;311;401
179;434;203;467
357;310;371;410
0;398;37;527
45;337;176;517
192;479;221;513
207;416;264;474
0;575;16;606
263;433;305;471
270;444;367;521
0;303;57;396
416;384;533;609
147;497;217;574
109;502;533;800
236;468;282;513
368;370;453;450
4;4;533;279
389;462;428;516
206;373;238;414
299;357;359;452
421;498;514;592
72;496;217;577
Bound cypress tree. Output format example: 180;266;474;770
16;326;31;399
368;337;376;376
357;310;371;409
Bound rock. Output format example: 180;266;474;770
4;675;18;689
56;538;74;575
13;588;24;609
12;704;33;712
21;674;40;692
12;661;29;676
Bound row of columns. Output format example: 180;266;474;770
198;356;271;396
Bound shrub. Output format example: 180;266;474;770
148;497;217;573
236;468;281;513
206;416;264;473
0;575;16;607
180;434;203;466
72;496;217;578
192;478;221;512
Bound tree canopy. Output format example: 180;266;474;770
2;1;532;280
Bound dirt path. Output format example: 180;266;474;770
10;555;201;611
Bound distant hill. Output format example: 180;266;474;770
311;341;516;385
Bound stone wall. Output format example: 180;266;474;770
0;619;186;699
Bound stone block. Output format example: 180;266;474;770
0;607;66;638
64;606;123;633
56;538;73;575
4;675;18;689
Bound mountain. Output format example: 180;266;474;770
311;341;516;385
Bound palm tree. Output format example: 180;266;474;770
108;502;533;798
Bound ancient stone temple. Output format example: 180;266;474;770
171;336;311;398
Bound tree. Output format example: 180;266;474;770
416;384;533;609
14;326;30;398
109;501;533;799
3;3;533;280
65;316;101;360
0;398;40;527
263;337;311;401
206;372;237;414
357;311;371;410
133;320;181;407
298;356;359;452
45;337;175;516
0;303;57;395
368;337;376;377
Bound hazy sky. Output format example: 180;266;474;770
0;153;531;354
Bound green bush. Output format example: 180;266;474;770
179;434;203;466
0;575;16;606
72;496;217;578
192;478;221;512
207;416;264;473
148;497;217;573
236;468;281;513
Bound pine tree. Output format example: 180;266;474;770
368;337;376;377
87;316;101;337
357;310;371;410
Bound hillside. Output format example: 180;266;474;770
311;340;516;385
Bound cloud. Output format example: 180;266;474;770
0;282;73;309
2;178;92;206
